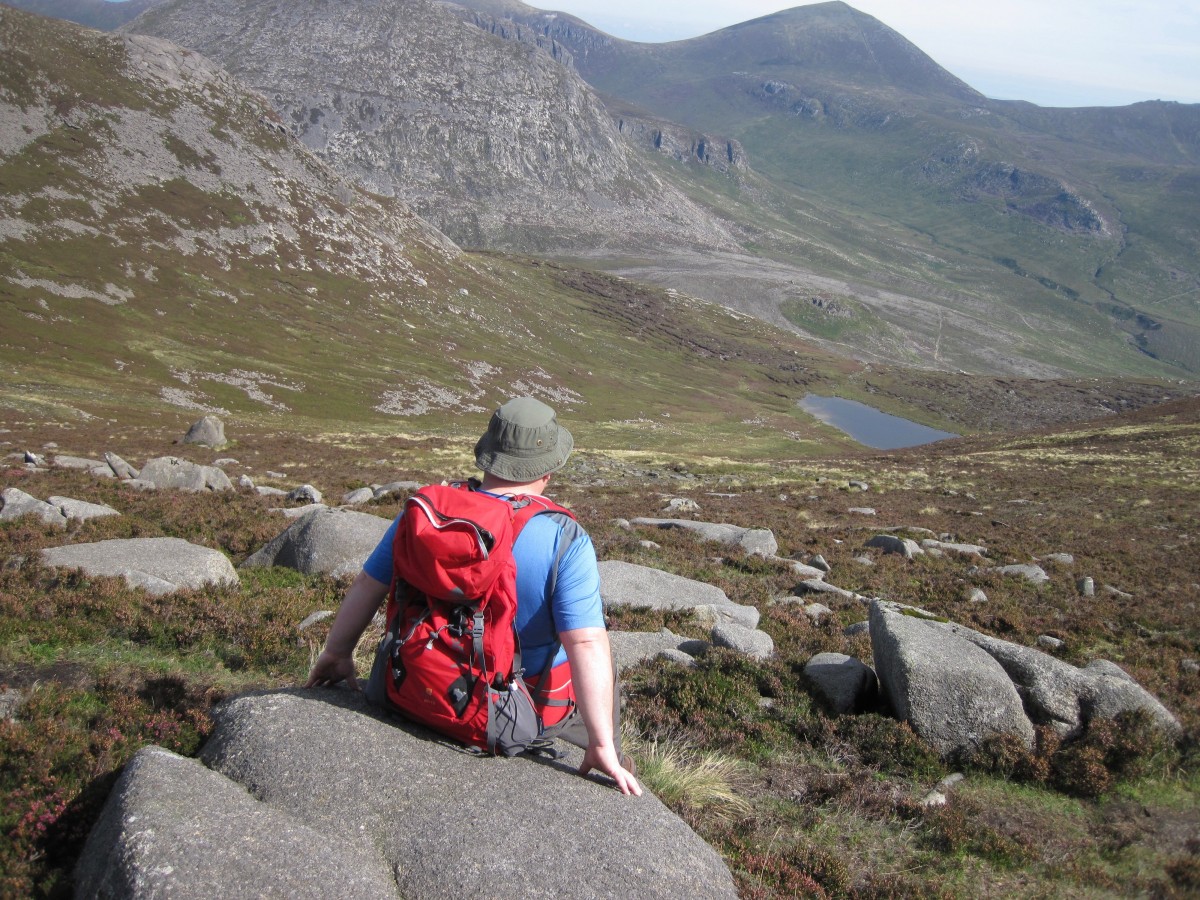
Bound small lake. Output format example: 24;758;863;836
799;394;958;450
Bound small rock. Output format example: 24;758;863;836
656;648;698;668
711;622;774;660
341;488;375;506
849;507;877;516
287;485;323;505
866;535;923;558
996;564;1049;585
921;791;947;808
1036;635;1064;650
663;497;700;513
794;579;856;601
0;488;67;527
1077;576;1095;597
53;455;105;470
24;450;47;467
1043;553;1075;565
612;518;632;530
966;587;988;603
937;773;965;792
853;555;874;566
1;688;25;720
843;621;870;638
848;480;869;491
266;471;287;480
373;481;420;499
1181;660;1199;675
809;554;830;573
256;486;287;497
238;475;255;489
48;496;121;522
638;540;661;550
1103;584;1134;600
212;458;239;468
804;603;833;624
297;610;334;632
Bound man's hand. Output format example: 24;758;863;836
304;649;361;690
579;744;642;796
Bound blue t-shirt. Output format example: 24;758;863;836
362;500;603;675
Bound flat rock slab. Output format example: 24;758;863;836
996;564;1049;585
598;561;755;624
711;621;774;659
41;537;238;595
136;690;736;900
242;507;391;578
48;496;121;521
630;518;778;557
610;629;701;671
1;487;67;527
75;746;397;899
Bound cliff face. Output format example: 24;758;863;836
127;0;738;253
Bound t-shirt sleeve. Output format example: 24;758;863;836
550;527;604;633
361;515;400;583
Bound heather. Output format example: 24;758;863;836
1;396;1197;897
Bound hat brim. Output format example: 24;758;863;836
474;424;573;482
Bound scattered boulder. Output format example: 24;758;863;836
47;496;121;522
1077;577;1095;597
276;503;328;519
938;621;1182;738
138;457;233;492
182;415;227;448
41;537;238;596
342;487;375;506
711;622;774;660
23;450;47;468
373;481;421;500
866;535;923;558
869;601;1035;756
691;603;760;630
803;603;833;624
1;487;67;528
1037;635;1064;651
609;628;699;672
663;497;700;513
256;485;288;497
599;560;745;618
804;652;878;714
629;518;778;557
848;507;877;516
1043;553;1075;565
779;559;827;580
792;579;857;601
241;508;391;578
996;564;1049;585
966;587;988;603
238;474;255;489
77;690;738;899
287;484;323;505
808;554;831;573
843;621;870;638
921;539;986;557
52;454;105;470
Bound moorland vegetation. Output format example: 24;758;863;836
1;397;1196;897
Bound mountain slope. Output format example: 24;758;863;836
449;0;1200;379
2;6;891;458
124;0;738;256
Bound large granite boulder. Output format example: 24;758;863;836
241;507;392;578
630;518;778;557
869;601;1035;756
182;415;227;448
599;560;751;619
75;747;396;899
138;456;233;492
804;652;878;715
77;690;738;899
40;537;238;595
48;496;121;522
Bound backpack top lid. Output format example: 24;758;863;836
393;484;517;603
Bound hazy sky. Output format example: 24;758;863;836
539;0;1200;108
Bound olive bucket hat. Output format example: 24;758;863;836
474;396;574;482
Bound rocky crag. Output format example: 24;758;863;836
126;0;739;254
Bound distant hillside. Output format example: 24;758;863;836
1;0;166;29
448;0;1200;380
1;6;889;457
125;0;738;257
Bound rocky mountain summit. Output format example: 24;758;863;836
126;0;739;254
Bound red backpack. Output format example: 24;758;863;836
364;481;575;755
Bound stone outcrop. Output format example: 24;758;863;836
1;487;67;527
182;415;227;448
41;537;238;595
76;690;739;899
241;507;391;578
137;456;233;492
869;601;1036;756
630;518;779;557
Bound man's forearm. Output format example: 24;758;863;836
324;570;390;655
560;626;617;749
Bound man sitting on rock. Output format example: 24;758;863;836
306;396;640;796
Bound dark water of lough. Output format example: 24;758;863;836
799;394;958;450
